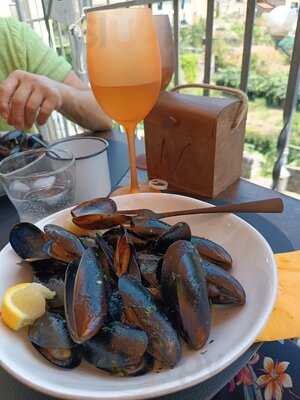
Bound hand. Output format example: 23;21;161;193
0;70;63;130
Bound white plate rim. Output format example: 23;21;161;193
0;193;278;400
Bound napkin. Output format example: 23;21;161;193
256;250;300;342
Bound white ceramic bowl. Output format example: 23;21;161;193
0;193;277;400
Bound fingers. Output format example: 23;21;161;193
7;83;33;130
24;89;44;129
36;98;57;126
0;73;20;120
0;70;63;130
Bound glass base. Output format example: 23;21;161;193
111;183;158;196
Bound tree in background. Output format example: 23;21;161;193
181;53;198;83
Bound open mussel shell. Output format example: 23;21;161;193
161;240;211;350
10;223;47;260
82;321;151;376
119;275;181;368
72;213;132;230
65;248;107;344
154;222;191;253
114;231;141;281
129;216;171;239
203;260;246;305
191;236;232;270
103;227;148;251
43;224;85;263
28;312;81;369
71;197;117;218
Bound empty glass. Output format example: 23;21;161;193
0;148;75;223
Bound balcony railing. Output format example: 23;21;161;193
13;0;300;192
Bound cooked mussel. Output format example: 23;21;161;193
82;321;151;376
203;260;246;305
114;231;141;281
95;234;116;289
43;224;85;263
154;222;191;253
10;222;46;260
28;312;81;369
129;216;171;239
192;236;232;270
64;248;107;343
71;197;117;218
103;227;148;250
72;213;131;230
161;240;211;350
119;275;181;368
137;252;162;288
33;274;65;309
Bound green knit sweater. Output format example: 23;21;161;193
0;17;71;131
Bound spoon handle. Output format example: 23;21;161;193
156;198;284;219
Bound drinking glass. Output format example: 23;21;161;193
87;7;161;194
155;14;175;90
136;14;175;170
0;148;75;223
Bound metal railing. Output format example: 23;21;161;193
12;0;300;191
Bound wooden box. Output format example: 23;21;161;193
144;85;248;198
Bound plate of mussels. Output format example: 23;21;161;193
0;193;277;399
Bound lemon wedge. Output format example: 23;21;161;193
1;283;56;331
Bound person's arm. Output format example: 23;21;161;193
60;72;112;131
0;69;112;131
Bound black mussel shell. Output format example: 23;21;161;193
154;222;191;253
28;258;67;277
191;236;232;270
161;240;211;350
28;312;81;369
114;231;141;281
137;252;162;288
82;321;150;376
10;223;46;260
33;274;65;309
71;197;117;218
43;224;85;263
108;290;123;322
203;260;246;305
119;275;181;368
64;248;107;343
129;216;171;239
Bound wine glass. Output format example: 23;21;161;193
136;14;175;171
155;14;175;91
87;7;161;194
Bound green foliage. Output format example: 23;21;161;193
181;53;198;83
245;131;277;176
265;75;288;108
253;21;273;46
214;38;230;70
215;66;289;107
180;18;205;51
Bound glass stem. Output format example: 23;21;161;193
125;124;140;193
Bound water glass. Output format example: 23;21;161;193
49;137;110;203
0;148;75;223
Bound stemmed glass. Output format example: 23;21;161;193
155;15;175;91
87;8;161;194
136;14;175;170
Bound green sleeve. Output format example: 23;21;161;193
21;20;72;82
